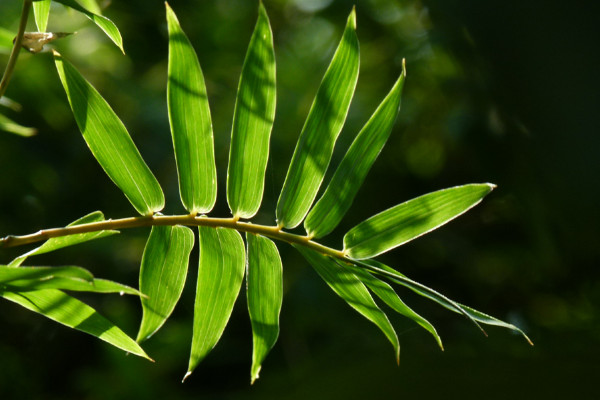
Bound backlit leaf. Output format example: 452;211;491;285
54;53;165;216
186;227;245;379
276;9;360;229
33;0;51;33
344;184;495;259
305;64;406;238
0;113;36;137
137;225;194;342
246;233;282;384
166;4;217;214
227;3;276;219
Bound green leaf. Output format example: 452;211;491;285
0;113;36;137
0;289;151;359
0;27;13;52
137;225;195;342
54;53;165;216
166;4;217;214
336;259;443;350
295;246;400;363
227;3;276;219
246;233;282;384
305;64;406;238
10;211;118;267
276;9;360;229
54;0;124;53
76;0;102;15
186;227;245;379
344;183;495;259
33;0;51;33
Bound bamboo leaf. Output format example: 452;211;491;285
53;0;123;53
166;4;217;214
33;0;51;33
335;259;443;350
54;53;165;216
76;0;102;15
227;3;276;219
0;27;13;52
137;225;195;342
344;184;495;259
295;246;400;363
186;227;245;379
246;233;282;384
10;211;118;267
305;63;406;238
0;289;151;359
276;9;360;229
0;113;36;137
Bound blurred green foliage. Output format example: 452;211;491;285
0;0;598;398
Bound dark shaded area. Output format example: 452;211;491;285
0;0;598;398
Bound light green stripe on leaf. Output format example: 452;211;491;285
296;246;400;363
166;4;217;214
10;211;118;267
305;64;406;238
186;227;245;379
33;0;51;33
344;183;495;259
276;9;360;229
54;0;123;53
227;3;276;219
0;289;151;359
246;233;282;384
137;225;195;342
54;53;165;216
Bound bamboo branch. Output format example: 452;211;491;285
0;0;32;99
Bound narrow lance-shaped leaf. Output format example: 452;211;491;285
137;225;195;342
10;211;118;267
305;62;406;238
33;0;51;33
295;246;400;363
276;9;360;229
0;113;36;137
227;3;276;219
334;259;443;350
344;183;495;260
53;0;124;53
166;3;217;214
186;227;245;380
0;289;151;360
76;0;102;15
246;233;282;384
54;53;165;216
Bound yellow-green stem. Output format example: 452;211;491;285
0;0;32;99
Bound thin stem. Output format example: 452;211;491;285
0;214;347;260
0;0;32;100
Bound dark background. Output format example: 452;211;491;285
0;0;598;398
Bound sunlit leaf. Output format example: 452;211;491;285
344;184;495;259
336;259;443;350
166;4;217;214
305;64;406;238
54;53;165;216
276;9;360;229
10;211;118;267
0;289;151;359
246;233;282;384
76;0;102;15
0;113;36;137
137;225;194;342
53;0;123;53
33;0;51;33
227;3;276;219
296;246;400;363
186;227;245;379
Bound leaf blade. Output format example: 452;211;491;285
54;53;165;216
344;183;495;259
0;113;36;137
166;4;217;214
246;233;282;384
33;0;51;33
276;9;360;229
137;225;195;342
0;289;150;359
227;3;276;219
186;227;245;378
305;64;406;238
